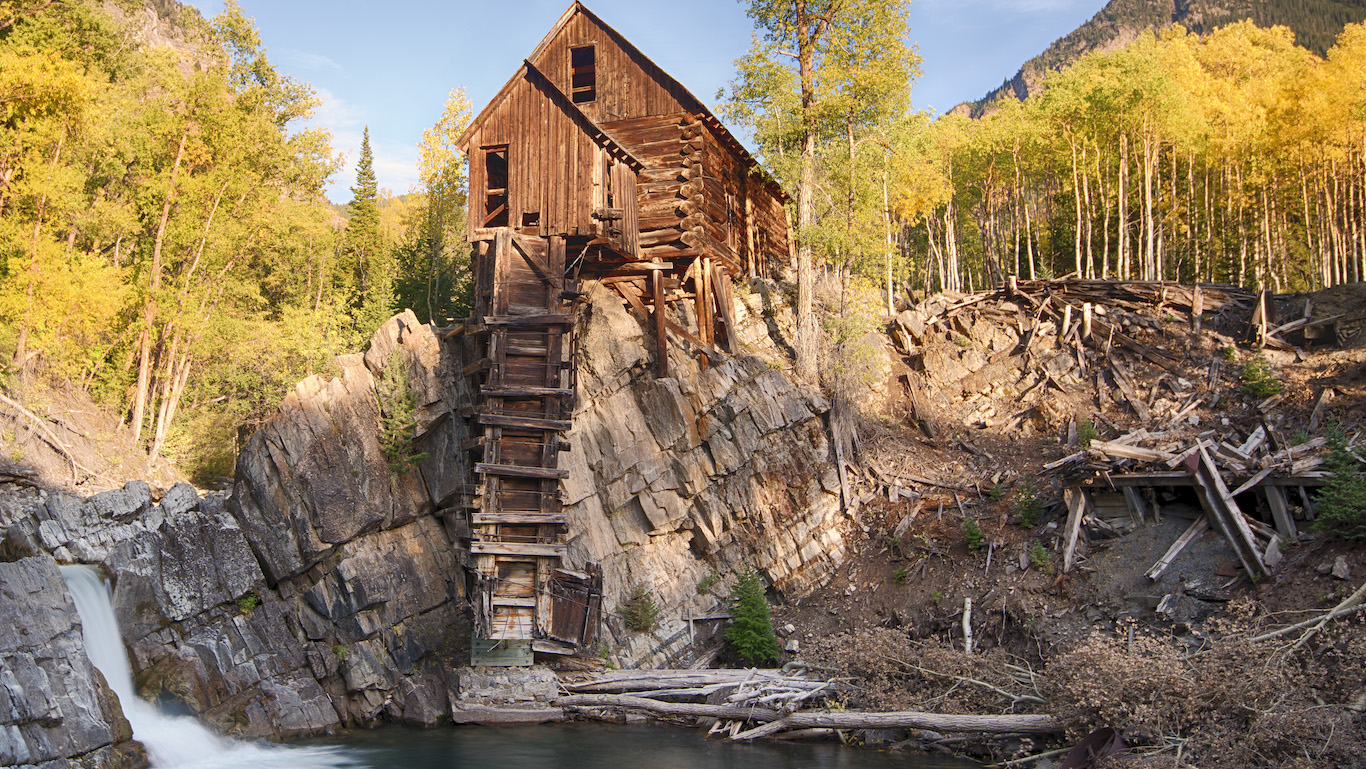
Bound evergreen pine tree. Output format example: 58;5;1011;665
725;566;782;665
344;126;393;337
1313;418;1366;539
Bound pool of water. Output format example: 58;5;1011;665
299;723;978;769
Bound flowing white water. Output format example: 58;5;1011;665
59;565;361;769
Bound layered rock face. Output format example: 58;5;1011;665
1;282;852;737
560;284;847;666
0;556;146;769
5;311;469;739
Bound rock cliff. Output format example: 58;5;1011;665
0;280;853;739
0;556;146;769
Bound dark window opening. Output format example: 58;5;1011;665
483;146;509;227
571;46;596;103
521;211;540;229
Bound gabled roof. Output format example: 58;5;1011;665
456;2;788;202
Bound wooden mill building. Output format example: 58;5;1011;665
450;2;792;664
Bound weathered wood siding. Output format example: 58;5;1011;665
698;124;791;278
530;11;692;124
465;69;636;246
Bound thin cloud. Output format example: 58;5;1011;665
277;47;342;72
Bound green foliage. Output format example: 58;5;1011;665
961;518;985;549
1012;478;1044;527
1078;420;1100;447
891;566;911;584
1239;355;1284;398
1220;346;1239;361
332;643;350;660
697;571;721;595
1028;541;1052;572
929;590;944;602
620;583;661;633
375;353;429;476
725;566;782;665
1312;419;1366;539
236;591;260;614
987;483;1006;502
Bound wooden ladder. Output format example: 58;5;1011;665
462;231;598;660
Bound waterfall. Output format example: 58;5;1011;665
60;565;361;769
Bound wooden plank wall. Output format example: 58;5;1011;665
530;12;692;124
698;125;790;279
466;71;640;245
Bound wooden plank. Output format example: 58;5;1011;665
653;268;668;378
1264;485;1298;540
492;596;538;608
474;512;569;525
1186;445;1265;577
1063;487;1086;573
714;262;739;354
1145;517;1209;580
470;542;569;558
482;386;576;398
484;314;575;327
1122;487;1147;524
478;413;573;432
476;462;570;480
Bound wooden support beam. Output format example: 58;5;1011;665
483;314;575;327
473;512;568;526
653;268;668;378
469;542;569;558
481;387;575;398
475;462;570;480
1063;487;1087;573
1186;444;1266;578
1264;485;1298;540
1146;517;1208;580
477;414;573;432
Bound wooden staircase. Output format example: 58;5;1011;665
460;230;600;664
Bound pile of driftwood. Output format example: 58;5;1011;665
555;668;1059;741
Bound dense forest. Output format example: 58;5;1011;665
0;0;469;479
970;0;1366;114
5;0;1366;480
723;4;1366;312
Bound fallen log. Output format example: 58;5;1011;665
555;694;1061;734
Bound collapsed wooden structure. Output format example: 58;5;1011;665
448;2;794;663
889;278;1338;584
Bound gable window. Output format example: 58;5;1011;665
570;45;596;103
483;145;509;227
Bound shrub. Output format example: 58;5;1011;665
620;583;661;632
1078;420;1099;447
1028;541;1052;572
962;518;985;549
725;566;781;665
1012;478;1043;527
697;571;720;595
236;591;261;614
987;483;1006;502
891;566;911;584
1239;354;1283;398
1313;419;1366;539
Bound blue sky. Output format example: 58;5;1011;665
184;0;1108;202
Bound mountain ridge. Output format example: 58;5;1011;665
957;0;1366;117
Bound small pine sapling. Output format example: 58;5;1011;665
725;566;781;665
620;583;661;632
376;353;429;475
962;519;985;549
1313;419;1366;539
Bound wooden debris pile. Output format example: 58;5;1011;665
555;668;1060;739
879;278;1361;584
